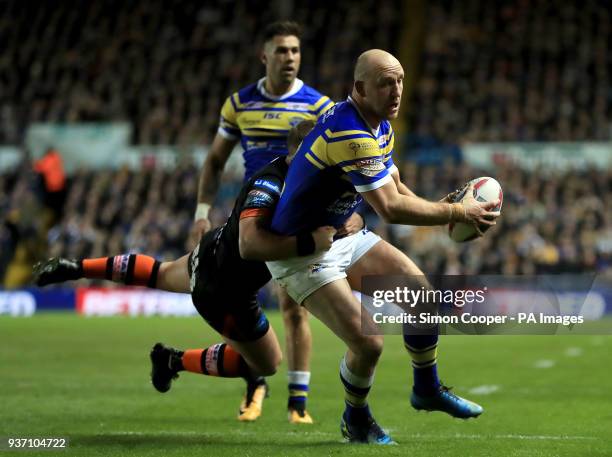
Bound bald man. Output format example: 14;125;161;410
266;49;500;444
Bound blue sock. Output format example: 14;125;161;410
339;355;373;424
403;333;441;396
344;402;372;424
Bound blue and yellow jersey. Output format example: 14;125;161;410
217;78;333;180
271;97;397;235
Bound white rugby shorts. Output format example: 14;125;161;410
266;228;381;304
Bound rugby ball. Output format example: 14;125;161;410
448;177;503;242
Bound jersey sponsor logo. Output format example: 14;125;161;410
243;101;310;111
321;105;337;123
284;102;311;110
253;179;281;194
246;140;273;150
355;158;385;177
348;141;377;154
245;189;275;208
112;255;130;281
241;118;260;126
326;192;360;215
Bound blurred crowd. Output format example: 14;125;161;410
409;0;612;144
0;0;400;145
1;158;610;285
378;161;612;276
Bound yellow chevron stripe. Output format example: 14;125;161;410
325;128;373;139
313;96;331;110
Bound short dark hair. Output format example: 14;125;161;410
287;120;315;155
262;20;302;44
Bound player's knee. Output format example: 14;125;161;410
256;351;282;376
156;262;170;285
281;303;307;329
355;335;383;363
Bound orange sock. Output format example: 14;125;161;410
81;258;107;279
81;254;160;287
181;344;249;378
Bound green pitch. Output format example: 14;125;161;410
1;313;611;457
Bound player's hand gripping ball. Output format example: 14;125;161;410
449;177;503;242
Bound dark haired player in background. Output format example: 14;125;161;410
190;20;337;423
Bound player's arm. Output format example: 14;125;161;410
192;96;241;238
334;135;498;228
239;217;335;261
390;168;417;197
237;175;335;261
361;179;499;227
197;133;238;208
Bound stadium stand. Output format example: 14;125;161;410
407;0;612;144
0;0;611;287
0;0;401;144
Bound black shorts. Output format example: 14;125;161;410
187;228;270;342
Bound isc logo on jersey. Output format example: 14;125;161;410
264;112;282;120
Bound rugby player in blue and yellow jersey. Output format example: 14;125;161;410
190;21;337;424
267;50;501;444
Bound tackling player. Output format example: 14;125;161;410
33;122;360;422
266;50;501;444
190;20;335;424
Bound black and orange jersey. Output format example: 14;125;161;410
196;157;288;293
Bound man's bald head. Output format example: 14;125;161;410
354;49;402;82
351;49;404;125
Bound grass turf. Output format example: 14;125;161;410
1;313;611;456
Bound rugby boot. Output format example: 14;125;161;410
150;343;182;393
411;384;483;418
288;405;314;424
340;412;396;445
238;379;269;422
33;257;82;286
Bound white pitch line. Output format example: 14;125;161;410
101;430;597;441
407;433;596;441
564;347;583;357
533;359;555;369
468;385;500;395
104;429;339;438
